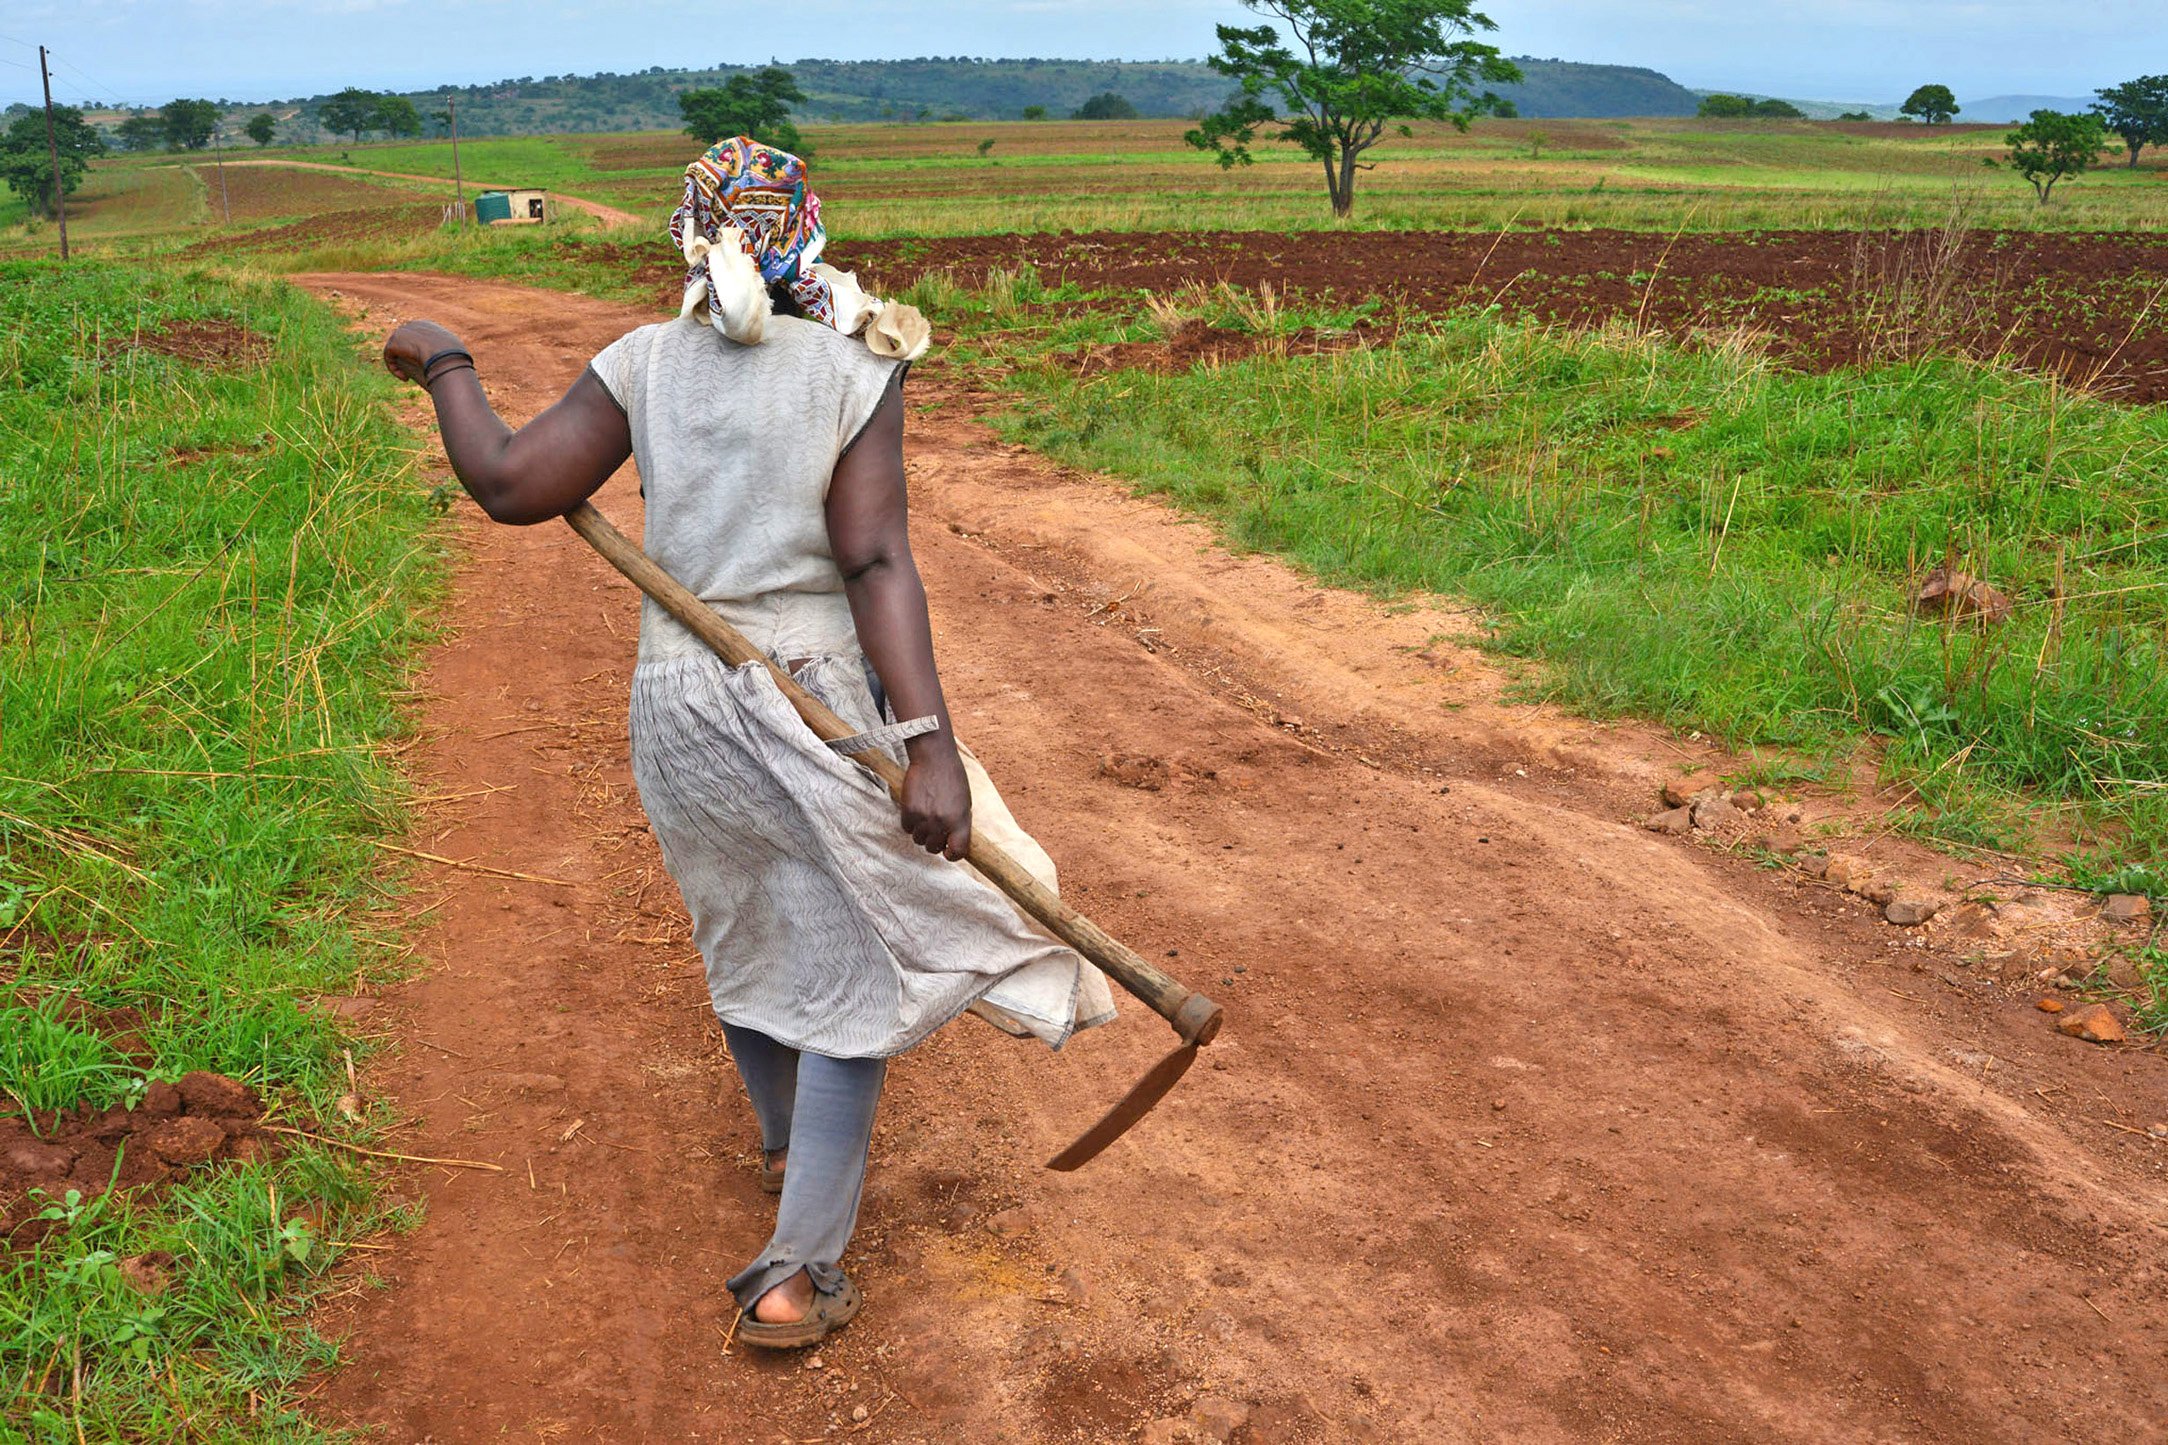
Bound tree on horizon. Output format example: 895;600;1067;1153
2093;75;2168;167
679;67;808;154
1900;84;1960;125
1186;0;1520;218
162;98;220;150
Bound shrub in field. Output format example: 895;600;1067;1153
2092;75;2168;167
1990;109;2111;203
244;112;277;147
1699;94;1806;119
1074;92;1140;120
0;261;441;1436
1187;0;1521;217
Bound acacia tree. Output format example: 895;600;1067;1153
1990;109;2109;203
244;113;277;147
1186;0;1520;218
1900;84;1959;125
2093;75;2168;167
678;67;808;154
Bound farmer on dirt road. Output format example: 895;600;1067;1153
380;137;1113;1350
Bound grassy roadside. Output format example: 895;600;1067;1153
1;261;443;1437
908;275;2168;886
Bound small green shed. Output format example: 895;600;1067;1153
475;188;547;225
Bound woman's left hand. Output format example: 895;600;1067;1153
900;746;972;861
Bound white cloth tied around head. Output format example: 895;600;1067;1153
678;231;930;362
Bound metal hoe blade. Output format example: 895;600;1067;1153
1044;1041;1200;1171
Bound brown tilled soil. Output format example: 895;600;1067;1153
0;1072;266;1247
124;317;275;369
292;272;2168;1443
175;204;448;259
804;228;2168;402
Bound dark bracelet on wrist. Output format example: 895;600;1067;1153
421;352;476;388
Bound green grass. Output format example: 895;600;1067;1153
59;115;2168;257
932;281;2168;875
0;260;444;1438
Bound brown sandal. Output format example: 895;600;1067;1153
758;1150;785;1195
737;1274;861;1351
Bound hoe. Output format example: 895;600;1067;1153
564;501;1224;1169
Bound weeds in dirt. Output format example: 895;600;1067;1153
945;284;2168;874
0;261;443;1438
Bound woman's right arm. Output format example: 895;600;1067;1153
383;319;631;525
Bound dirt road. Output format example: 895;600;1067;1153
296;272;2168;1443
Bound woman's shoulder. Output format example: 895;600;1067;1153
768;315;902;378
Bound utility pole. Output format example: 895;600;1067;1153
212;118;231;224
38;45;69;260
448;93;466;227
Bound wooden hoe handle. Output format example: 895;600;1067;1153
564;502;1224;1048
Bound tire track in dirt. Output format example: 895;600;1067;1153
295;272;2168;1443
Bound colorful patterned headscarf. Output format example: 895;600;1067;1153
668;136;929;360
670;136;836;327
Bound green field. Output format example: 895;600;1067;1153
0;261;442;1437
905;275;2168;873
31;115;2168;253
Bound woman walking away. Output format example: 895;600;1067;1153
380;137;1114;1349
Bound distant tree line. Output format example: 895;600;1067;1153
101;53;1715;149
1696;94;1805;119
315;89;425;143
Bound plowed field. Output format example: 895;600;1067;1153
810;229;2168;402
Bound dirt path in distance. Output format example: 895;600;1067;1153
296;271;2168;1444
215;159;642;227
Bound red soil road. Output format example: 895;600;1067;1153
296;272;2168;1443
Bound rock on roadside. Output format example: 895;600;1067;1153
2102;894;2152;925
2055;1003;2127;1044
1644;806;1693;836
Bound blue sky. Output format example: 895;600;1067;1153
4;0;2160;111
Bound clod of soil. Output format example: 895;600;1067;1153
127;319;275;370
1911;566;2013;625
0;1071;267;1246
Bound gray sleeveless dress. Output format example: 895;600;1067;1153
589;316;1115;1058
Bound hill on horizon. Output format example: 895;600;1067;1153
48;55;1706;142
1960;94;2098;123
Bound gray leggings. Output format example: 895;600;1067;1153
720;1022;887;1310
